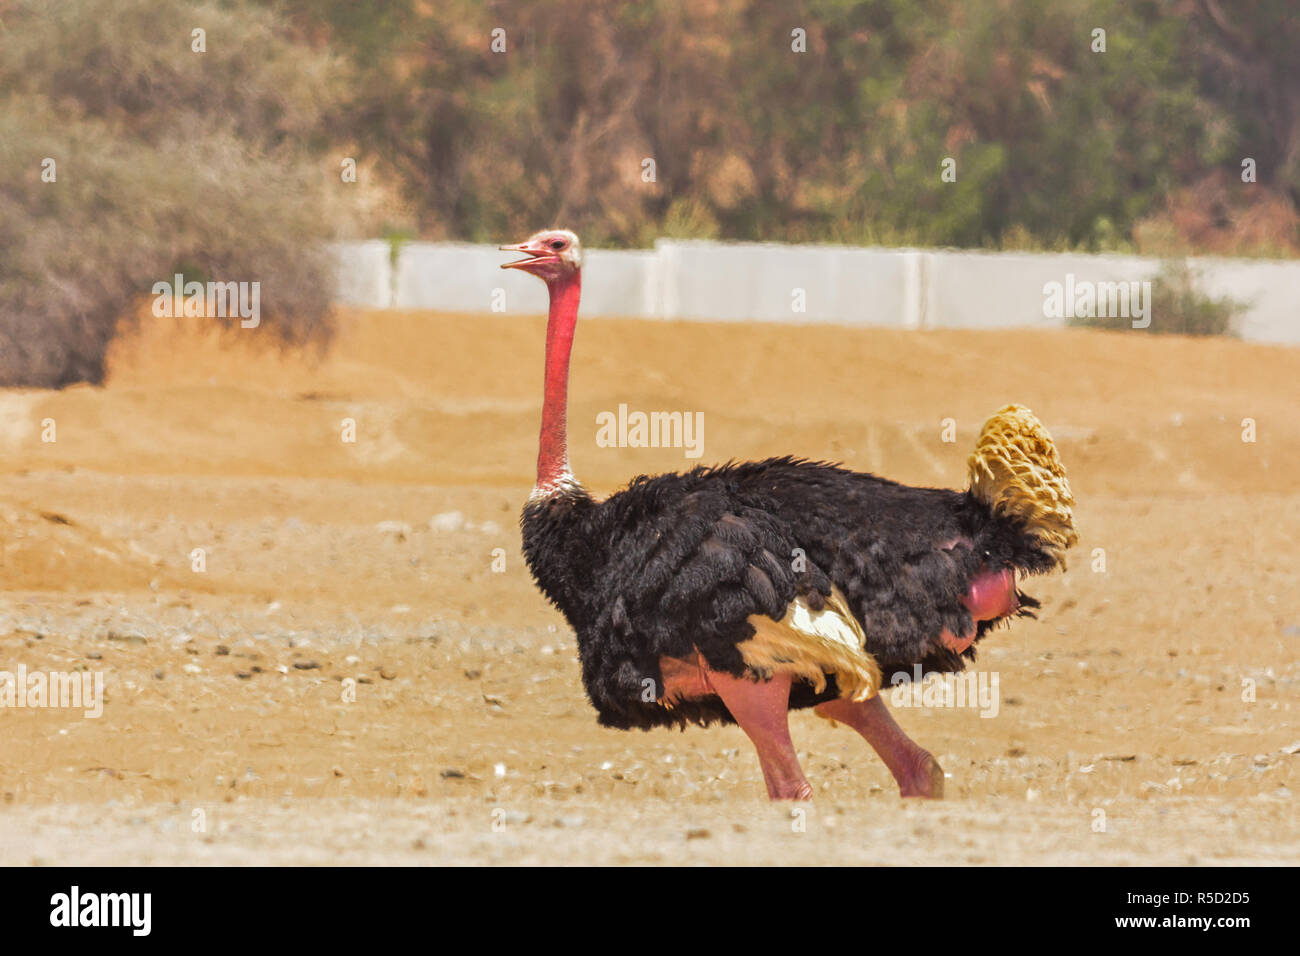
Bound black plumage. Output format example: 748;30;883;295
720;457;1056;680
521;457;1058;730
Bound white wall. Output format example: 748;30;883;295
655;241;918;327
331;240;392;309
1197;258;1300;346
924;251;1159;330
332;239;1300;345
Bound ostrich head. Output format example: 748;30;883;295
500;229;583;283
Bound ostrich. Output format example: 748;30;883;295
506;229;1077;801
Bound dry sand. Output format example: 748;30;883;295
0;309;1297;865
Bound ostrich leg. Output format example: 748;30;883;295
708;670;812;801
815;695;945;798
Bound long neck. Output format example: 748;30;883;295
534;271;582;497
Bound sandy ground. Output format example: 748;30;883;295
0;309;1297;865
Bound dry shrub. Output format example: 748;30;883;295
0;0;345;387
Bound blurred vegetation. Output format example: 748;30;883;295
0;0;347;386
1069;260;1244;335
0;0;1296;384
286;0;1300;253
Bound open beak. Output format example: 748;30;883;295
499;239;558;271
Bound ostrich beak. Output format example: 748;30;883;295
499;239;558;272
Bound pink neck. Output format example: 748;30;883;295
535;271;582;495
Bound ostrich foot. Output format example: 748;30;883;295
815;694;944;799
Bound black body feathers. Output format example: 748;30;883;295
521;457;1057;730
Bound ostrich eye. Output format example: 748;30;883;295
549;239;566;251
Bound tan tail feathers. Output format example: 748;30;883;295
740;586;881;703
967;404;1078;569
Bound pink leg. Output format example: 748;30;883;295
707;669;812;801
815;695;944;798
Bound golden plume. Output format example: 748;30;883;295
740;586;881;702
967;404;1078;569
